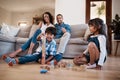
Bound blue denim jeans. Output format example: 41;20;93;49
54;53;63;62
18;52;53;64
21;29;41;51
18;53;42;64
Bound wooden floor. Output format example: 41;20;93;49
0;56;120;80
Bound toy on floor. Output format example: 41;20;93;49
40;69;48;74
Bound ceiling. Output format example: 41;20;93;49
0;0;55;12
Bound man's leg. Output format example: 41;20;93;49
57;32;71;54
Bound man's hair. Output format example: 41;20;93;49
45;27;56;36
57;14;63;17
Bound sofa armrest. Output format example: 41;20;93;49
0;34;16;42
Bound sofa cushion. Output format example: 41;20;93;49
1;23;20;37
29;24;39;38
71;24;88;38
16;37;29;43
0;34;16;42
17;25;32;38
55;37;88;45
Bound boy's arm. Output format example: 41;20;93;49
45;55;54;63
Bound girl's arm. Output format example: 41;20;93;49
98;35;107;66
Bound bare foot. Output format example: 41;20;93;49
2;55;7;60
9;53;17;58
8;61;13;66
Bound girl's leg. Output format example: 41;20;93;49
73;54;87;66
88;42;100;65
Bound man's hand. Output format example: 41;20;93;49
61;27;66;33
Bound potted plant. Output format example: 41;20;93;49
110;14;120;40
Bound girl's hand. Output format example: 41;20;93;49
96;65;102;70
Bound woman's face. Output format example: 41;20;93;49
44;14;50;23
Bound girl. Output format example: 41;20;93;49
73;18;107;70
9;12;54;57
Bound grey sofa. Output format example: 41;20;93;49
0;24;89;58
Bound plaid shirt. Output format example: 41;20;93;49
41;39;57;56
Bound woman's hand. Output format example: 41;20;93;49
38;21;43;28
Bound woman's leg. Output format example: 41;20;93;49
88;42;100;65
9;29;41;57
27;29;41;54
9;38;33;57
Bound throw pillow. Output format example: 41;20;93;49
1;23;20;37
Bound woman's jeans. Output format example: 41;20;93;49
21;29;41;51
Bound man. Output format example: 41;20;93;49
54;14;71;63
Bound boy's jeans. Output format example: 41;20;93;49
18;52;42;64
21;29;41;51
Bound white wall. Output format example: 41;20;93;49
0;7;12;25
55;0;86;25
112;0;120;56
11;8;55;26
112;0;120;19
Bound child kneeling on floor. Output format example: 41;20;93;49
73;18;107;70
2;27;57;66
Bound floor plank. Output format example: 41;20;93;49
0;56;120;80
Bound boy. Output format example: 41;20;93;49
2;27;57;66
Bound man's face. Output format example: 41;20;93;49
56;15;63;24
45;33;54;42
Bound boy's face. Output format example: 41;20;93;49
45;33;54;42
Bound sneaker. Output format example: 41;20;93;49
86;63;96;69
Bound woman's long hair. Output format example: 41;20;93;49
42;12;54;24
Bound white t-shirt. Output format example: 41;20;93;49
41;23;54;33
36;23;54;52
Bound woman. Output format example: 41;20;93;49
9;12;54;57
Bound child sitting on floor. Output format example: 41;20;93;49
2;27;57;66
73;18;107;70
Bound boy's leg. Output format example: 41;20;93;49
88;42;100;65
54;53;63;65
18;53;41;64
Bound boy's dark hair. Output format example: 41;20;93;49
42;12;54;24
45;27;56;36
